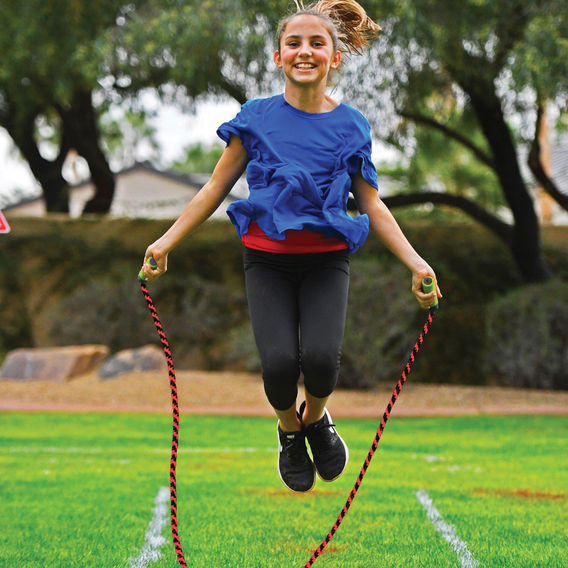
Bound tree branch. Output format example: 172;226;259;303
528;103;568;212
217;77;248;105
399;109;496;171
348;191;513;246
493;3;531;70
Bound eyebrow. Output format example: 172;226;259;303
284;34;329;41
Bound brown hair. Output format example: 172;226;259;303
277;0;381;57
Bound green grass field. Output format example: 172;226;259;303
1;412;566;567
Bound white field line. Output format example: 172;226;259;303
5;446;276;454
128;487;170;568
150;447;276;454
6;447;102;454
415;489;480;568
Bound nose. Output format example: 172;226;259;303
299;41;312;57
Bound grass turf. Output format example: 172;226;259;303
0;412;566;567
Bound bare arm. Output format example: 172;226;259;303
141;135;249;280
352;172;442;308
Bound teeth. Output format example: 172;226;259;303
296;64;314;69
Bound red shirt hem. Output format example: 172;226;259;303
242;221;349;254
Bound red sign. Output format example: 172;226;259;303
0;210;10;234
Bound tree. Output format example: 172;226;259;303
100;107;160;170
340;0;568;281
0;1;131;213
0;0;281;213
170;142;224;174
102;0;285;105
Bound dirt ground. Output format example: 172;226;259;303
1;369;567;417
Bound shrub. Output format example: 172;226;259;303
485;280;568;390
224;322;261;372
155;276;248;368
0;248;33;358
339;259;420;389
48;275;248;369
48;279;157;353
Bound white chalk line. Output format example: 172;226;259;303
415;489;480;568
150;447;277;454
5;446;275;454
5;447;103;454
128;487;170;568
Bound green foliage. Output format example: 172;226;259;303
342;0;567;280
0;1;123;106
397;120;507;214
99;108;160;169
0;248;33;355
485;280;568;389
1;218;567;386
225;323;261;372
103;0;287;102
47;278;156;354
47;274;248;369
171;142;225;174
341;259;420;388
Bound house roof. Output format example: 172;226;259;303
3;161;242;211
70;160;209;190
550;145;568;196
3;195;43;211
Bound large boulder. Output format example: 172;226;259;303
0;345;109;382
98;345;165;379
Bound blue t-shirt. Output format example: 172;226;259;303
216;94;378;253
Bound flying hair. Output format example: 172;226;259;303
280;0;381;56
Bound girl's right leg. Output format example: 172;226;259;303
243;248;301;417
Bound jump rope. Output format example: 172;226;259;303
138;257;439;567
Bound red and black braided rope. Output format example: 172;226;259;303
139;281;188;568
140;273;435;567
303;311;436;568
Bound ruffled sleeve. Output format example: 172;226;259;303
346;113;379;191
216;101;253;150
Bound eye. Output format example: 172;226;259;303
312;41;324;47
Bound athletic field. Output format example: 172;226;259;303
1;412;566;567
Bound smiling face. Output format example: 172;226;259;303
274;14;341;89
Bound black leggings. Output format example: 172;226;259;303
243;247;350;411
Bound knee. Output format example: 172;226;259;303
301;348;340;398
261;352;300;410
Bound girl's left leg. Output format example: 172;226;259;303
299;250;350;417
298;250;350;482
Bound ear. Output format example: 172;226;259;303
274;49;283;68
330;50;341;69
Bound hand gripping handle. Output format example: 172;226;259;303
422;276;439;314
138;257;158;282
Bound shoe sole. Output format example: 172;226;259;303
276;422;316;493
312;408;349;483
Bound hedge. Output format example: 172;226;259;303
1;217;566;389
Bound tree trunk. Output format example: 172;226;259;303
5;108;70;213
59;90;115;214
469;93;549;282
348;191;514;246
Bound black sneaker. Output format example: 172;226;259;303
300;402;349;482
277;423;316;493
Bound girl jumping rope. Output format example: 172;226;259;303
141;0;442;493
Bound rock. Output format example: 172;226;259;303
0;345;110;382
98;345;165;379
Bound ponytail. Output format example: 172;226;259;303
287;0;381;55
